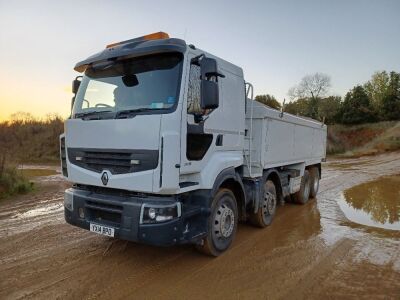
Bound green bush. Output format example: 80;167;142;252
0;166;34;199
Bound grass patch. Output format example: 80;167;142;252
0;166;34;200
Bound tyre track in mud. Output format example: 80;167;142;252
0;152;400;299
282;238;355;300
91;201;324;299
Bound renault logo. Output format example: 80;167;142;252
101;172;109;186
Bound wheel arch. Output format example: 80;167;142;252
263;169;284;204
306;163;321;179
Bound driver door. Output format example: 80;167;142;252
179;53;218;178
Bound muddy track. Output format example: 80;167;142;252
1;153;400;299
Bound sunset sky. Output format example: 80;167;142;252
1;0;399;121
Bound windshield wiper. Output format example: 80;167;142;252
115;108;164;119
75;110;113;120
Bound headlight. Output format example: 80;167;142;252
64;189;74;211
140;203;181;224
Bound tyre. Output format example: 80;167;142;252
292;169;311;204
196;188;238;256
249;180;277;228
309;167;320;198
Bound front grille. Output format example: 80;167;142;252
60;137;68;177
68;148;158;175
86;200;123;212
74;184;149;198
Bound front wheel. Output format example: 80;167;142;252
196;188;238;256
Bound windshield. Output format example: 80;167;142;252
73;53;183;118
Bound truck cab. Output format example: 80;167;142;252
62;32;326;256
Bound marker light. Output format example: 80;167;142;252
106;32;170;49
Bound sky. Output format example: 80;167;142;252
0;0;399;121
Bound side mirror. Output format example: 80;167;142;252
200;58;224;110
72;76;82;94
201;80;219;110
71;76;82;118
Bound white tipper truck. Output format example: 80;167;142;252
62;32;327;256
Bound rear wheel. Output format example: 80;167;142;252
293;170;311;204
196;188;238;256
249;180;277;228
309;167;320;198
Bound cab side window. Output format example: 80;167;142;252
187;64;202;115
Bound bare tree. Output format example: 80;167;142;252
288;73;331;100
288;73;331;119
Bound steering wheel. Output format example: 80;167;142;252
95;103;112;108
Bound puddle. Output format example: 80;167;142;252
339;175;400;230
14;202;64;219
326;160;372;170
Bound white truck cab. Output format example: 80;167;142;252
62;32;327;256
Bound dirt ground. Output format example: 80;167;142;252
1;153;400;299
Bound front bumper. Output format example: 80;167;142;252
64;187;207;246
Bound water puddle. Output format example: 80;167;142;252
14;202;63;219
327;160;372;170
339;175;400;230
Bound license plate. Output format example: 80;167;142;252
90;223;115;237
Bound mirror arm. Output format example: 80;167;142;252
191;54;205;65
204;71;225;79
216;71;225;78
193;113;203;123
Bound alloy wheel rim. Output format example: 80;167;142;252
262;191;276;216
213;203;235;238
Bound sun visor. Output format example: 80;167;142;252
74;38;187;73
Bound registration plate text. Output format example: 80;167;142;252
90;223;115;237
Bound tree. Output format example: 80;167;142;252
318;96;342;124
284;98;311;117
255;94;281;109
363;70;400;121
364;71;390;114
381;71;400;120
254;94;282;109
340;85;376;124
288;73;331;119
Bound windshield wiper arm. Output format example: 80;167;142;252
75;110;113;119
115;108;164;119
